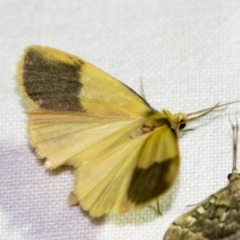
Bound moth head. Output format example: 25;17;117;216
162;110;188;132
163;103;223;133
228;172;240;181
174;112;187;130
165;101;240;133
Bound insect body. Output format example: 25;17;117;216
164;122;240;240
16;45;235;217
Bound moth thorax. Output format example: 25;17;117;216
143;111;170;130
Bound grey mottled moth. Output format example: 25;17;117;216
164;121;240;240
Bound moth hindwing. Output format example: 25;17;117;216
164;121;240;240
16;45;237;217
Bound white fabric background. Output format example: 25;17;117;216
1;0;240;239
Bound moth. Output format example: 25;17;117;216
164;121;240;240
16;45;237;217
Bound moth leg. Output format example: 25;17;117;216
156;200;162;215
147;201;162;215
182;128;194;132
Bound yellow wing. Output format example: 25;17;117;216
16;45;155;168
17;45;153;117
16;45;180;216
28;111;144;168
73;125;179;217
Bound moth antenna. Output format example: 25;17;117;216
187;100;240;118
187;102;220;117
186;103;220;123
229;117;239;173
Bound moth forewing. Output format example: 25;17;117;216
164;122;240;240
16;45;240;217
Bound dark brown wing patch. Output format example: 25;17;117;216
23;48;84;112
127;157;178;204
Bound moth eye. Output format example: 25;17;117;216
179;122;186;130
228;173;232;180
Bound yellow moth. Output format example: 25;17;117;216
16;45;237;217
164;120;240;240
